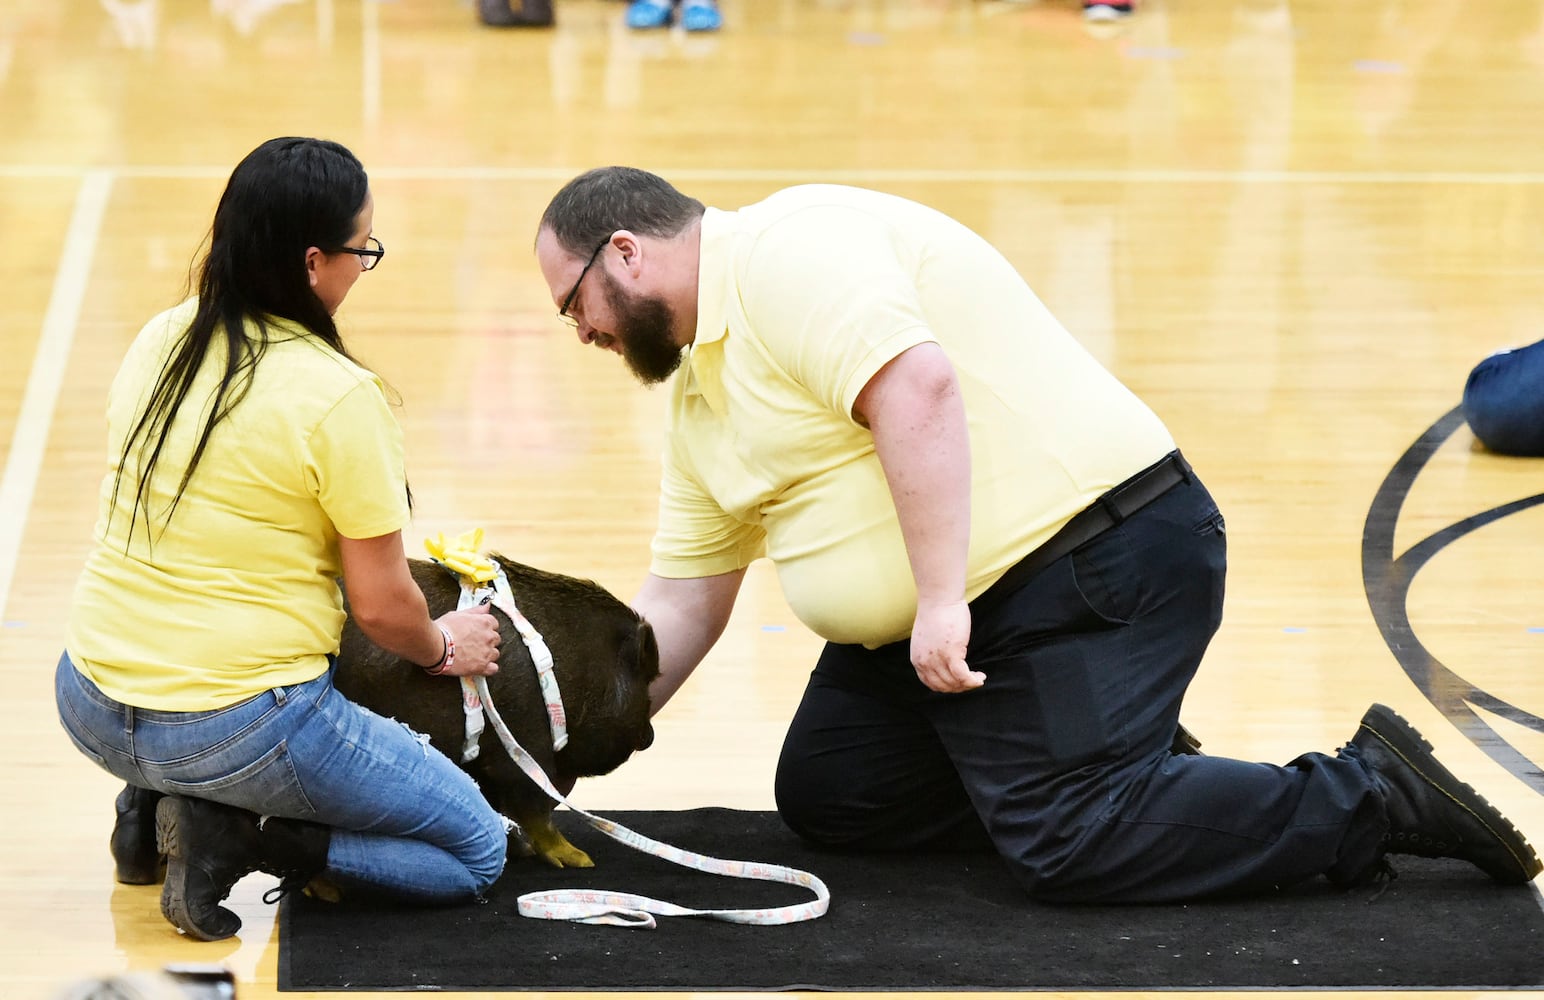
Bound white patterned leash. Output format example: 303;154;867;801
467;673;830;929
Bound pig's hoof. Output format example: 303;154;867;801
303;876;345;903
539;844;595;869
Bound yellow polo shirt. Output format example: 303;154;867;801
651;185;1176;648
66;299;411;710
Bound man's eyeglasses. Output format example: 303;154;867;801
558;238;609;328
337;236;385;271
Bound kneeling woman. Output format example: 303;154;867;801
55;137;506;941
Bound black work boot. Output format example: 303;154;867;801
1349;703;1541;884
155;796;266;940
110;783;165;885
155;796;333;940
255;814;332;902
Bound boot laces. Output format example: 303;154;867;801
261;870;312;905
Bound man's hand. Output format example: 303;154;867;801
910;599;984;692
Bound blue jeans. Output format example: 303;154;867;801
56;653;506;901
1463;338;1544;456
775;474;1384;902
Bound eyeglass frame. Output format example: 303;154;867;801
336;236;385;271
558;237;611;328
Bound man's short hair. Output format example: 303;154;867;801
539;166;705;256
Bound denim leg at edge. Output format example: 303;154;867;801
1461;338;1544;456
776;476;1386;901
55;653;506;901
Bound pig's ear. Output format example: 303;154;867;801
629;620;662;684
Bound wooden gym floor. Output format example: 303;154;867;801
1;0;1542;997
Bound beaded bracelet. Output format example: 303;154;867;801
424;623;455;675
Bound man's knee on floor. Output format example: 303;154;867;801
775;772;854;847
775;757;905;848
1006;857;1074;900
997;833;1124;903
776;747;833;833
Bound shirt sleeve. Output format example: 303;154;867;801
303;379;411;540
649;443;767;579
739;205;938;421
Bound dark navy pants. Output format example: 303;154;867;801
1462;338;1544;456
774;474;1386;902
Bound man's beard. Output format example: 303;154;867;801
602;269;685;386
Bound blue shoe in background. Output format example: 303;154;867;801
626;0;673;29
679;0;722;31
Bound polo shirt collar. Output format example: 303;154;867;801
691;207;733;350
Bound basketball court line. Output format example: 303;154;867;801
361;0;381;127
0;169;113;619
5;166;1544;184
1362;405;1544;795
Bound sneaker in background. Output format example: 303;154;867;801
1084;0;1135;21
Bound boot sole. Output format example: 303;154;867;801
1360;704;1542;883
155;797;242;941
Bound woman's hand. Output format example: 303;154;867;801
434;603;502;677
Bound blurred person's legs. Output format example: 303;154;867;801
479;0;554;28
625;0;720;31
1462;338;1544;456
52;965;234;1000
1084;0;1135;21
625;0;673;28
680;0;722;31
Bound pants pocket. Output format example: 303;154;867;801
160;739;318;819
1069;531;1139;626
1191;506;1226;536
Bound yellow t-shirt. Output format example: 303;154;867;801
66;299;410;710
651;185;1176;647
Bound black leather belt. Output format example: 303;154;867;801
974;450;1192;610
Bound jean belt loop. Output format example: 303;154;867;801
272;684;288;707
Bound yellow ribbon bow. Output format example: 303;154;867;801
425;527;498;584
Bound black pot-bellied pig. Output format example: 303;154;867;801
333;554;659;869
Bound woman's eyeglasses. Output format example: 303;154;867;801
337;236;385;271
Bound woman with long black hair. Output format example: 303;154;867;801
55;136;507;941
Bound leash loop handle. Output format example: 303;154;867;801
469;674;830;928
